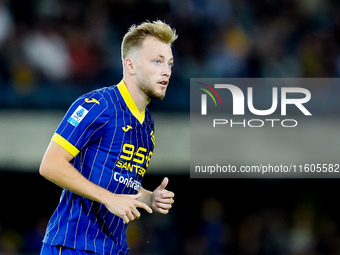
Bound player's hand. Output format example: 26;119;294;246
104;192;153;224
151;177;175;214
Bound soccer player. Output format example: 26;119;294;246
39;20;177;255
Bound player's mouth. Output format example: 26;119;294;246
158;80;168;88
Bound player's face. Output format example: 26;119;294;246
135;36;174;100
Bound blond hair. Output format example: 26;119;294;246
121;20;178;63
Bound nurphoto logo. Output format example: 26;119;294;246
198;82;312;128
190;78;340;179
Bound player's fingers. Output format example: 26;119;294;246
156;190;174;200
136;201;153;214
131;207;141;219
159;177;169;190
130;192;142;200
155;198;174;206
126;211;135;221
163;191;175;199
122;215;129;224
156;195;174;203
156;207;170;214
155;201;173;210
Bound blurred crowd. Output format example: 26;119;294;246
0;0;340;110
184;197;340;255
0;217;47;255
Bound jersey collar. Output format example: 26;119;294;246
117;80;145;124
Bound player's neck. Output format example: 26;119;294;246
122;77;150;113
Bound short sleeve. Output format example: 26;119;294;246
52;92;110;157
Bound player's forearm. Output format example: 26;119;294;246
137;187;152;207
42;162;111;204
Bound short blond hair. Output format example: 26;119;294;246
121;20;178;62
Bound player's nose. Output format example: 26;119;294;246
161;65;171;77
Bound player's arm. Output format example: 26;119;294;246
138;177;175;214
39;140;152;224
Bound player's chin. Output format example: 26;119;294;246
149;91;166;100
157;93;166;100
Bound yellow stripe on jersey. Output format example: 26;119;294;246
52;133;80;157
117;80;145;124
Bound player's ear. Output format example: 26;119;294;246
125;57;136;75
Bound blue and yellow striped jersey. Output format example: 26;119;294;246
42;80;155;255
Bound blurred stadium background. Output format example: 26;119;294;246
1;0;340;254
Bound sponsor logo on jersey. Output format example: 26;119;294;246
85;98;100;105
122;125;133;132
114;172;141;191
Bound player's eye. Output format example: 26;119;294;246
154;59;161;64
168;62;174;68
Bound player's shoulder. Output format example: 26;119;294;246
65;87;113;123
87;85;123;106
79;87;109;108
73;85;121;111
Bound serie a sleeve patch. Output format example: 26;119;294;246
67;105;89;127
